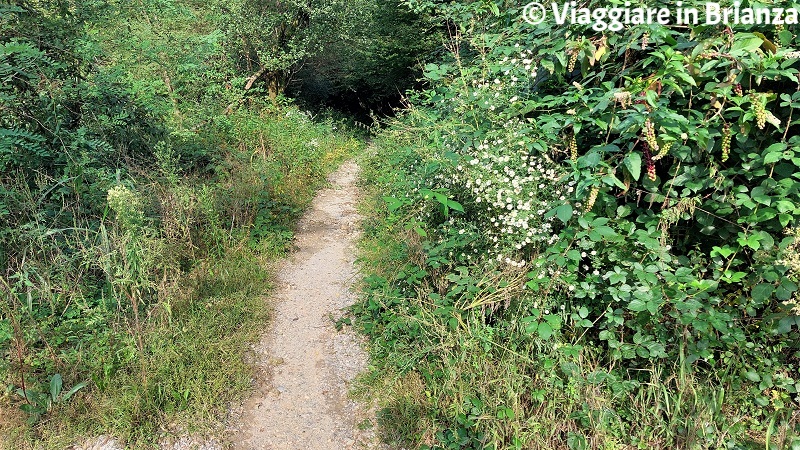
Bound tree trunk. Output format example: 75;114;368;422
265;72;287;104
244;66;269;91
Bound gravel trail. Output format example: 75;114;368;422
229;160;374;450
76;161;373;450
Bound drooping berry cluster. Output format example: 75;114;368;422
585;186;599;212
641;32;649;50
568;133;578;162
643;143;657;182
734;84;743;96
644;118;659;153
721;123;732;162
567;49;579;72
652;141;672;161
751;92;767;130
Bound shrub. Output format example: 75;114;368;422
356;1;800;448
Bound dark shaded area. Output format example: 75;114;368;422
287;0;442;122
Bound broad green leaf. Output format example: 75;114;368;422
624;152;642;181
628;298;647;312
744;370;761;382
537;322;553;340
711;246;735;259
50;374;62;401
556;204;573;224
731;34;765;53
602;174;627;190
764;152;783;165
447;199;464;212
751;283;774;303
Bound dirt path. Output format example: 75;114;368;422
229;160;374;450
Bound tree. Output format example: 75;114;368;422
217;0;369;100
292;0;441;114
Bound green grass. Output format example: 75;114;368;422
1;105;365;449
32;249;270;448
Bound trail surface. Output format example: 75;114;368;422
77;161;374;450
229;160;374;450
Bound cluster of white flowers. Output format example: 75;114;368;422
408;43;582;270
498;46;538;80
107;184;144;232
425;118;572;267
436;46;538;116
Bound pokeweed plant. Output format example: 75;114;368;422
360;0;800;447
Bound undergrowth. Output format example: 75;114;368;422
353;129;800;449
1;107;362;449
1;0;365;446
352;2;800;448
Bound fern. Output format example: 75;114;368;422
0;127;48;170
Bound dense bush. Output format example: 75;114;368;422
356;1;800;448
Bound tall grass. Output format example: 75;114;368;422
1;105;363;449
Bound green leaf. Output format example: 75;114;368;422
722;270;747;283
556;204;573;224
61;381;89;402
775;200;795;213
628;298;647;312
776;279;798;301
598;330;614;340
544;314;562;329
537;322;553;340
594;226;617;237
731;34;765;54
602;174;627;190
744;370;761;382
750;187;771;206
764;142;788;154
446;199;464;212
776;316;800;334
671;70;697;87
764;152;783;165
711;246;735;259
50;374;62;401
578;151;601;168
540;58;555;73
623;152;642;181
737;233;762;251
751;283;774;303
384;196;407;212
